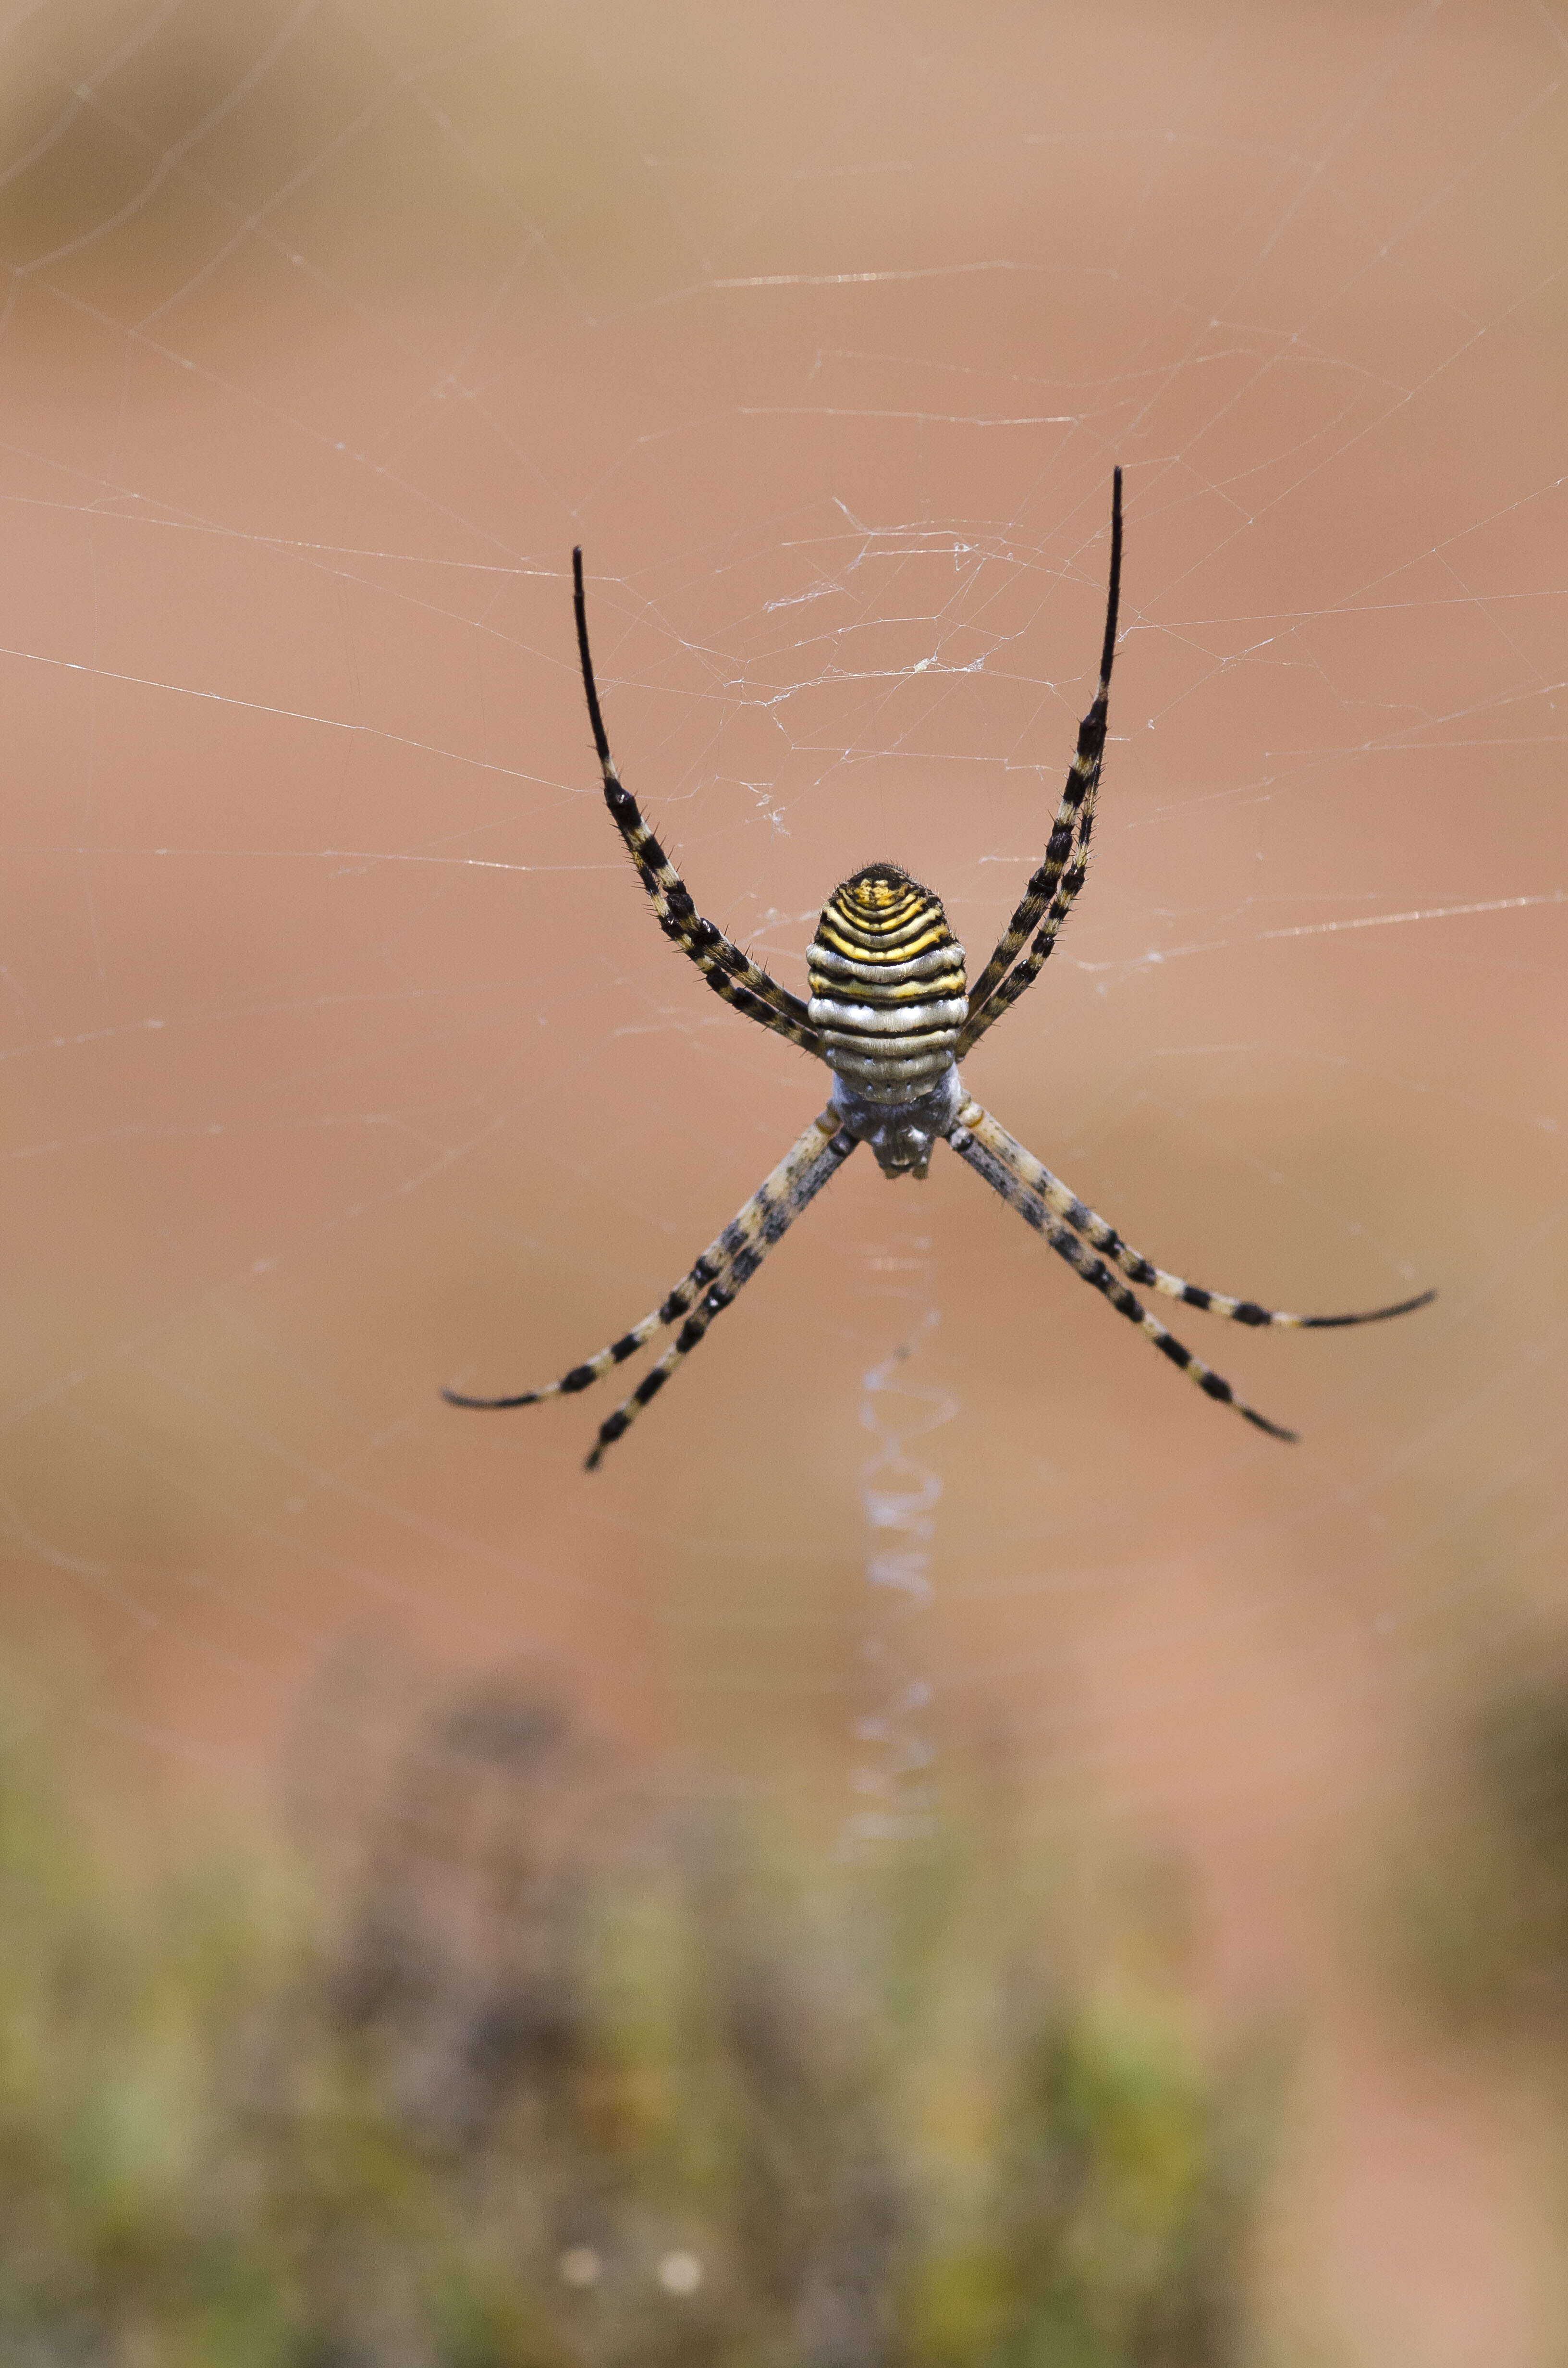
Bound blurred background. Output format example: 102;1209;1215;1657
0;0;1564;2358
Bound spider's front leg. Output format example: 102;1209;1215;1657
443;1108;857;1467
945;1097;1434;1440
956;1102;1436;1331
946;1098;1297;1437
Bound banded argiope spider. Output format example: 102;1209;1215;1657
445;473;1433;1468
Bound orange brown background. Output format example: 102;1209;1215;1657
0;2;1564;2358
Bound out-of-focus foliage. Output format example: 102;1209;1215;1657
1389;1671;1568;2036
0;1684;1274;2367
0;0;773;301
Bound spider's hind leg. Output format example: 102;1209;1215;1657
959;467;1122;1055
573;549;822;1058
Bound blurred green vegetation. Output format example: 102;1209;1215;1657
0;1682;1276;2366
1389;1669;1568;2038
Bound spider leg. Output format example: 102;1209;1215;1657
573;551;821;1058
582;1269;736;1472
946;1099;1298;1441
955;1101;1436;1331
959;468;1122;1058
442;1110;856;1444
442;1233;731;1412
959;833;1085;1037
583;1111;857;1469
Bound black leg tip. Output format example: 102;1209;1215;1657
1367;1285;1438;1323
1301;1285;1438;1330
1242;1406;1298;1443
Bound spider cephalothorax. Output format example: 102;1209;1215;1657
444;471;1433;1469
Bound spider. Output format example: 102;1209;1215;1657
444;471;1434;1469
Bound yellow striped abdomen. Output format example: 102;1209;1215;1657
807;867;968;1105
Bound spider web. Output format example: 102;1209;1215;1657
0;0;1564;2354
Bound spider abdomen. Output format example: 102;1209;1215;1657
808;866;967;1105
